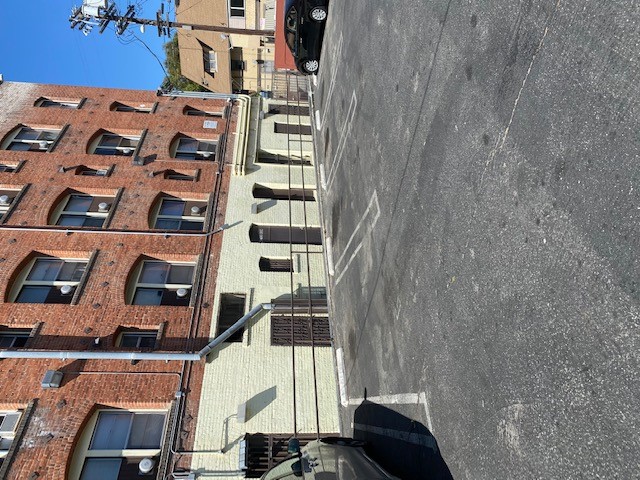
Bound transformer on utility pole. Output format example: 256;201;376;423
69;0;275;37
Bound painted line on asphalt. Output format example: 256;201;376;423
325;236;335;276
320;33;343;130
334;189;380;285
326;90;357;191
348;392;434;434
352;422;438;451
319;163;327;190
336;347;349;407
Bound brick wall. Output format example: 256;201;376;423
0;81;235;479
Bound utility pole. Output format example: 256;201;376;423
69;0;274;37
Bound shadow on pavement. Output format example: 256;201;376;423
353;400;453;480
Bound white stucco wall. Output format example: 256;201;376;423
191;98;338;478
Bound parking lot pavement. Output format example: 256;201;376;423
311;0;640;478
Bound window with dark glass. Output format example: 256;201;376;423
253;185;315;201
0;329;30;348
153;197;206;231
52;194;113;227
259;257;293;272
0;411;22;459
14;257;87;304
274;123;312;135
77;166;111;177
173;135;217;160
4;126;61;152
249;225;322;245
36;98;81;109
78;411;165;480
111;102;154;113
93;133;140;156
216;294;246;342
119;330;157;348
0;189;20;219
257;153;311;166
131;261;194;306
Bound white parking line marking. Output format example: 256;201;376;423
336;347;348;407
320;33;343;130
326;90;357;190
352;423;438;451
347;392;435;434
334;190;380;285
325;236;335;276
319;163;327;190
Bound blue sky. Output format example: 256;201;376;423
0;0;171;91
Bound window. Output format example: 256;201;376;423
3;126;61;152
249;225;322;245
217;294;246;342
0;329;30;348
0;163;20;173
51;194;114;227
259;257;293;272
257;153;311;166
253;185;315;201
92;132;140;156
78;410;166;480
35;97;81;109
14;257;87;304
183;106;223;117
271;316;331;346
274;123;312;135
244;434;317;478
204;51;218;74
230;0;245;17
131;260;194;306
153;197;206;231
77;165;111;177
0;189;21;219
164;169;198;181
110;102;155;113
118;330;157;349
0;411;22;460
268;104;310;116
231;59;246;71
172;135;217;160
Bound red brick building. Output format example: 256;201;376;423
0;80;238;479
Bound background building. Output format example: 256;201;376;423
0;79;338;479
176;0;277;93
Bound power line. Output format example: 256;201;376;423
69;0;274;38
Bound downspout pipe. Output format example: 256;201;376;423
0;303;272;362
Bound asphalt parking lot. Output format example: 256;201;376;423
311;0;640;478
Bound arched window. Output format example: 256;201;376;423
127;258;195;306
88;130;142;156
70;409;167;480
150;195;207;231
9;255;88;304
171;134;217;160
1;125;63;152
49;192;116;228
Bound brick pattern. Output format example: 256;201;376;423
0;81;235;479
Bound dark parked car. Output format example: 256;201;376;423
260;438;400;480
284;0;329;74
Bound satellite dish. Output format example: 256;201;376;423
140;25;145;34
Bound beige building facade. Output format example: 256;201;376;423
176;0;277;93
190;96;339;478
